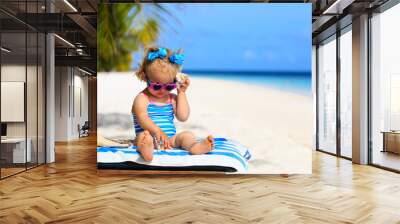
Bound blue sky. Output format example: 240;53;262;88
133;3;311;72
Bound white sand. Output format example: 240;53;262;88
98;72;313;174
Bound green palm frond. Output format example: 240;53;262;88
98;3;175;72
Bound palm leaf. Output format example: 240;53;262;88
98;3;179;72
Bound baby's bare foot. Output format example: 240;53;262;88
189;135;214;155
137;130;154;161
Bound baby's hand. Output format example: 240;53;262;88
154;129;171;150
177;77;190;93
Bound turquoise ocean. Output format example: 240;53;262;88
183;70;312;96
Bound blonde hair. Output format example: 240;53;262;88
136;47;183;82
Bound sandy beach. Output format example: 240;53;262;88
98;72;313;174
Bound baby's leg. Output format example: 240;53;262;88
171;131;214;155
135;130;154;161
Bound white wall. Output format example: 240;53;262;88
1;64;46;164
1;65;38;138
54;67;89;141
55;66;68;141
1;65;26;140
76;73;89;122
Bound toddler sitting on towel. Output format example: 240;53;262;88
131;47;214;161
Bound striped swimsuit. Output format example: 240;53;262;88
132;93;176;138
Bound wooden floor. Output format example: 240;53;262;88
372;150;400;171
1;163;45;178
1;135;400;223
0;167;26;178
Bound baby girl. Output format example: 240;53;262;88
131;47;214;161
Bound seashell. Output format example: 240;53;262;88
176;72;188;84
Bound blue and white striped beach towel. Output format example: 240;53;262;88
97;137;251;173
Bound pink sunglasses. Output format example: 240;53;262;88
147;79;177;91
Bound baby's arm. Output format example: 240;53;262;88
172;92;190;122
173;77;191;122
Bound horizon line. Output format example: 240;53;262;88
181;69;311;74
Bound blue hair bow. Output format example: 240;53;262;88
169;53;185;65
147;48;167;61
147;47;185;65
